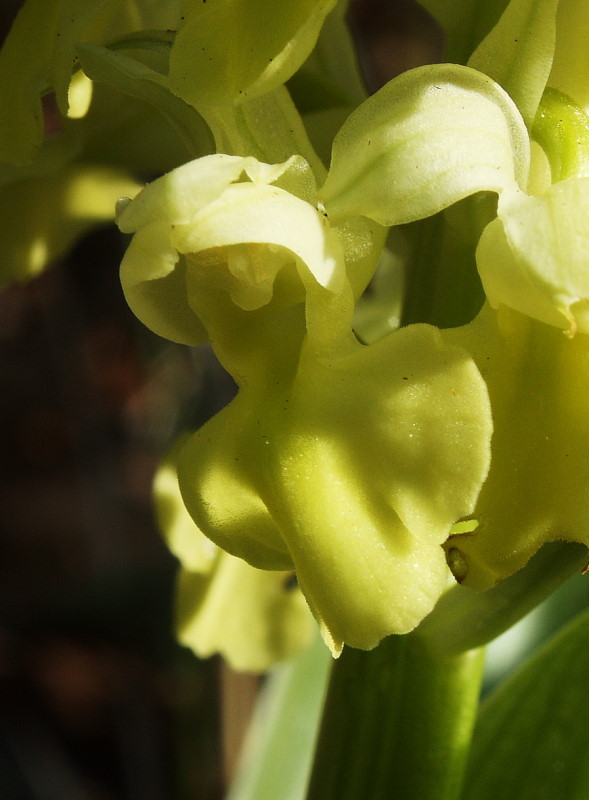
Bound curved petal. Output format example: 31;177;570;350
178;321;492;654
116;154;251;233
444;305;589;588
479;178;589;334
119;220;207;345
267;323;492;652
178;397;294;572
117;153;335;342
175;182;347;301
320;63;529;226
468;0;558;128
154;442;217;573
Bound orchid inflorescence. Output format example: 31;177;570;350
1;0;589;670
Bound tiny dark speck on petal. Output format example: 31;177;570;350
283;573;298;591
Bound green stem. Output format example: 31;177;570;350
305;634;485;800
400;193;495;329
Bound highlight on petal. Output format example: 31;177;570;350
155;443;314;672
267;323;492;652
173;182;347;300
119;220;207;346
320;63;530;226
478;178;589;334
178;320;492;654
443;304;589;589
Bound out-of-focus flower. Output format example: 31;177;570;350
155;445;314;672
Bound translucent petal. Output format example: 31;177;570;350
119;220;207;345
176;560;315;673
478;178;589;334
154;443;217;573
321;63;529;226
178;397;295;572
173;182;347;297
116;154;251;232
118;154;357;345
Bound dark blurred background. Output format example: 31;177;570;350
0;223;230;799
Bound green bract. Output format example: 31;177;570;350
117;151;493;653
169;0;338;108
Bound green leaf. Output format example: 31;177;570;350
227;632;330;800
468;0;559;128
168;0;338;109
463;607;589;800
320;63;529;226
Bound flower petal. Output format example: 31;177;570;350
154;441;313;672
478;178;589;334
176;559;315;673
443;304;589;588
321;63;529;226
178;318;492;653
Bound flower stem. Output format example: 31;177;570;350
305;634;485;800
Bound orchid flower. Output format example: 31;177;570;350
116;134;492;653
